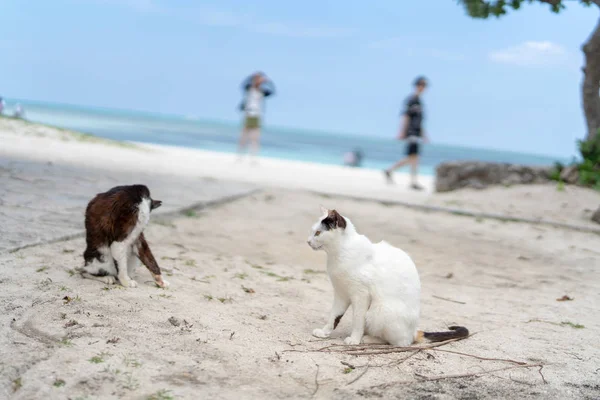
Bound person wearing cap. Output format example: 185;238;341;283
237;71;275;160
383;76;429;190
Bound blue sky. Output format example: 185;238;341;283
0;0;597;157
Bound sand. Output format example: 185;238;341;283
1;117;600;399
0;116;434;204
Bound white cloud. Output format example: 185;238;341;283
92;1;349;39
489;41;567;67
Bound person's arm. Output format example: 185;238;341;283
241;76;252;92
262;80;276;97
398;114;409;140
398;97;414;140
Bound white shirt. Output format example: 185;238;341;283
245;87;263;117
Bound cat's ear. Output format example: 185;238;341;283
330;210;347;230
323;209;346;230
320;205;328;215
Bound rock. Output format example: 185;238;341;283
168;316;181;327
435;161;553;192
592;206;600;224
501;173;522;186
559;165;579;184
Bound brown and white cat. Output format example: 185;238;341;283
80;184;169;288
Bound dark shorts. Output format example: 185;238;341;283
406;142;420;156
244;116;260;129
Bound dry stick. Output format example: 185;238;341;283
390;350;422;367
312;336;469;355
348;349;422;385
347;366;370;386
432;295;466;305
373;363;545;388
507;372;535;387
416;363;545;383
538;365;548;384
372;349;423;369
341;361;356;369
324;338;468;356
429;348;527;365
312;364;320;396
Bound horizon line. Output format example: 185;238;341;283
3;96;573;161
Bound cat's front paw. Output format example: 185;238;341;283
312;328;331;339
157;279;170;288
344;336;362;345
120;279;138;288
154;275;170;288
103;276;116;285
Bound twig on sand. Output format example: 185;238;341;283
372;363;545;388
507;373;535;386
347;365;370;386
347;350;422;385
365;349;423;369
429;348;527;365
538;365;548;384
341;361;356;369
312;335;471;356
386;350;422;368
312;364;320;396
432;295;466;305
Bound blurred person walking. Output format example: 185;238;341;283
383;76;429;190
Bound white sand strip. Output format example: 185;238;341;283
0;120;434;204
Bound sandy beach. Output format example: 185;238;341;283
1;117;600;400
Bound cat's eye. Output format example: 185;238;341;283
314;231;321;236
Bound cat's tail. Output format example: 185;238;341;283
415;326;469;343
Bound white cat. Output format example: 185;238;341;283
308;207;468;346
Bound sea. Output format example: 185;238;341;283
2;99;565;176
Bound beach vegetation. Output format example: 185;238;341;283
53;379;66;387
147;389;175;400
457;1;600;144
549;130;600;190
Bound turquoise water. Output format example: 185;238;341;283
2;99;565;175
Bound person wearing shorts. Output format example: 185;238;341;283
237;72;275;160
383;76;429;190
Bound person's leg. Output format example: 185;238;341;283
387;157;411;172
250;127;261;157
383;157;410;184
247;117;261;160
409;155;419;184
383;142;415;184
408;151;424;190
238;125;250;156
